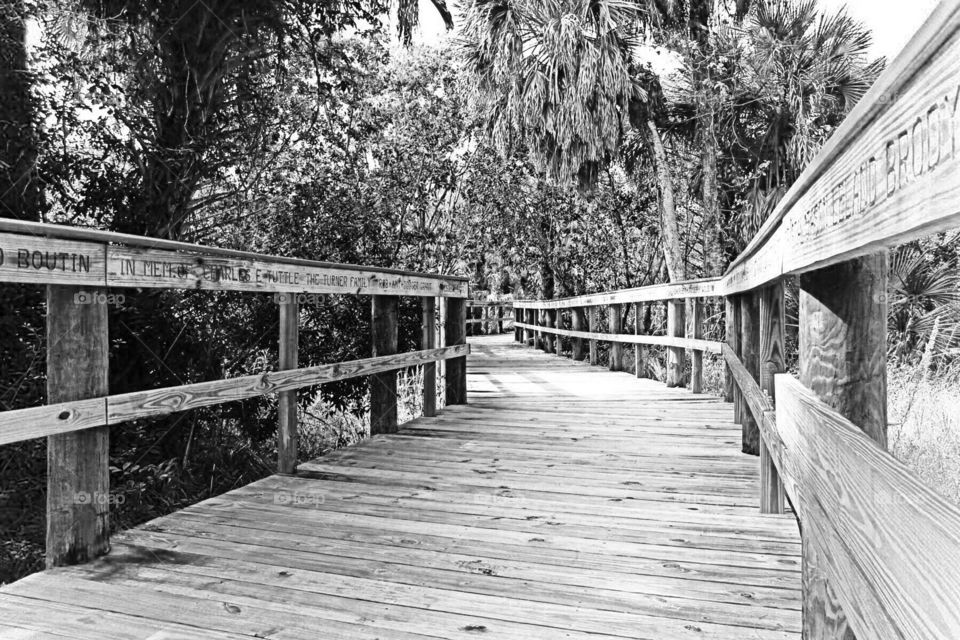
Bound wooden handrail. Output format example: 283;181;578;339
515;322;721;354
0;344;470;447
0;221;471;568
0;221;468;297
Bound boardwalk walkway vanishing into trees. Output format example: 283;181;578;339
5;1;960;636
0;334;802;639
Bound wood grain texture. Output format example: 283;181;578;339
588;307;598;365
608;304;623;372
370;296;399;435
739;294;760;456
689;299;703;394
46;286;110;568
444;298;467;405
0;334;802;639
0;222;467;296
553;309;563;356
798;255;888;638
759;283;787;514
666;300;685;387
513;278;719;310
0;346;470;446
278;297;299;474
776;375;960;640
799;256;888;446
571;307;587;361
0;233;106;287
421;298;437;418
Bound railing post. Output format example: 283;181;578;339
635;303;647;378
483;304;490;335
758;282;785;513
666;299;684;387
543;309;555;353
278;295;299;474
46;285;109;567
588;307;598;365
445;296;468;405
608;304;623;371
689;299;703;394
554;309;562;357
498;305;504;334
523;308;533;346
799;255;888;639
571;307;586;360
422;296;437;418
724;297;737;403
371;295;399;434
739;293;760;455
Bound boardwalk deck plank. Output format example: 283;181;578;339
0;334;801;639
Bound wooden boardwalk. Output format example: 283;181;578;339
0;334;801;639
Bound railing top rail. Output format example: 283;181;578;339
0;219;468;297
513;277;720;309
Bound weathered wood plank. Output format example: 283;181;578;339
0;220;468;296
608;304;623;371
277;295;299;474
370;295;399;435
513;278;720;310
444;298;467;405
0;346;469;446
46;285;110;568
775;375;960;640
422;297;437;418
759;283;786;514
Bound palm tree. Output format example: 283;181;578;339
460;0;689;281
715;0;882;243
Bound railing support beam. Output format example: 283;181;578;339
445;297;468;405
739;294;760;456
798;254;888;640
278;296;299;474
608;304;623;371
371;295;399;434
46;285;110;568
422;297;437;417
588;307;598;365
554;309;562;357
758;282;785;513
571;307;586;360
689;299;703;394
666;299;684;387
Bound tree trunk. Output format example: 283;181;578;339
701;112;722;277
0;0;39;220
646;120;684;282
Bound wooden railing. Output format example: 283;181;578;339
466;300;514;336
514;279;722;393
0;218;470;568
514;0;960;637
